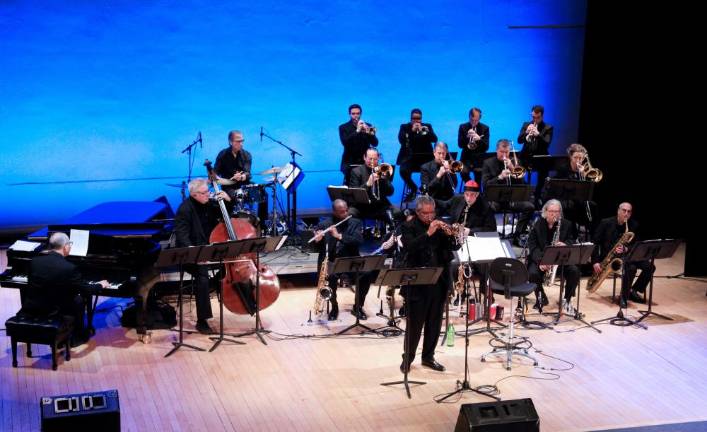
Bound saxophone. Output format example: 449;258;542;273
586;231;634;293
313;249;333;315
543;218;561;287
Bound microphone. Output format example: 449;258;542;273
260;126;263;143
198;131;202;148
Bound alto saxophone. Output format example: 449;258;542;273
586;231;634;294
313;249;333;315
543;218;561;287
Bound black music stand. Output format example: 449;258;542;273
156;246;207;358
229;235;287;346
630;239;681;324
332;255;386;335
540;244;599;332
380;267;442;399
197;241;249;352
484;184;531;238
529;155;566;174
327;186;370;207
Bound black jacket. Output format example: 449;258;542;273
396;123;437;165
349;164;394;207
517;121;553;159
316;216;364;263
174;198;225;247
439;195;496;233
481;157;526;190
420;159;457;201
592;217;639;263
24;251;99;316
214;148;253;189
339;120;379;171
457;121;490;163
527;218;576;265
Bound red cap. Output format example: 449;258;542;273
464;180;480;192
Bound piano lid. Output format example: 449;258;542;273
28;197;174;240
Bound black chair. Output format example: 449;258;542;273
5;313;74;371
481;258;538;370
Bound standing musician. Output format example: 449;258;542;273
348;148;397;228
214;130;252;192
400;196;461;373
481;139;535;244
339;103;379;185
397;108;438;202
438;180;497;305
22;232;110;347
527;199;579;314
311;199;371;321
591;202;654;308
457;107;490;183
174;178;232;334
517;105;553;204
420;142;459;204
550;143;598;236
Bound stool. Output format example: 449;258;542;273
5;314;74;371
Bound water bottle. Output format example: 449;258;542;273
446;323;455;347
469;299;476;320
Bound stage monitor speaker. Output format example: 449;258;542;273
40;389;120;432
455;398;539;432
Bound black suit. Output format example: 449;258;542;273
420;159;457;202
339;120;379;184
174;197;225;321
481;157;535;237
527;218;579;301
592;217;654;297
397;123;437;195
24;251;101;337
547;162;598;236
518;121;553;202
401;217;460;364
457;121;490;183
348;164;395;225
315;216;372;311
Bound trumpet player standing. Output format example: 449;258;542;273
481;139;535;245
527;200;579;314
397;108;438;202
339;103;379;185
457;107;490;183
420;142;458;203
518;105;553;205
591;203;654;308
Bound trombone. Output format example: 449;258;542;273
371;163;393;200
442;157;463;194
578;153;603;182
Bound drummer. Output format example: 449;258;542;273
214;130;268;230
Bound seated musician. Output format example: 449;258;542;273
174;178;232;334
591;202;654;307
481;139;535;244
348;147;397;229
311;199;371;321
438;180;497;305
420;142;458;205
527;199;579;314
549;143;598;237
22;232;110;347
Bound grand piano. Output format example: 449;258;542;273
1;197;174;340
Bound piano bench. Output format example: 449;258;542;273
5;314;74;371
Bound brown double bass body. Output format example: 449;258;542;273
204;160;280;315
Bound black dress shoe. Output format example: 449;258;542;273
400;361;410;374
328;307;339;321
421;358;446;371
619;297;628;309
540;291;549;306
352;307;368;320
629;290;646;304
399;305;406;317
195;320;214;335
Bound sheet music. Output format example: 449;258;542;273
9;240;42;252
457;235;509;262
68;229;89;257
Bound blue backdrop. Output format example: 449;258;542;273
0;1;586;228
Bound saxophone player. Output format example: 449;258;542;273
591;203;654;308
311;199;371;321
527;199;579;314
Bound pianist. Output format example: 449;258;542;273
22;232;110;347
174;178;232;334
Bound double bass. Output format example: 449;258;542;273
204;160;280;314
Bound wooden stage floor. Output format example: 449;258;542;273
2;245;707;431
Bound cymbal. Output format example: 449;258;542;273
259;167;282;175
261;176;277;183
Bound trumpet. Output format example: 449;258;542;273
413;123;429;135
357;120;376;136
467;126;483;149
525;122;539;142
578;153;603;182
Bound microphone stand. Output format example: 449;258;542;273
180;131;202;201
260;129;302;234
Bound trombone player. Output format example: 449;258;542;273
420;142;459;204
348;147;397;228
